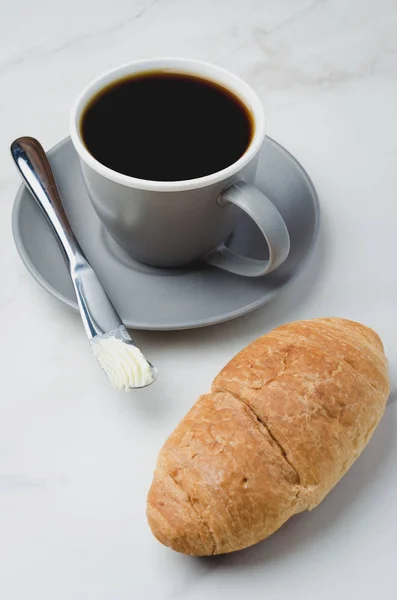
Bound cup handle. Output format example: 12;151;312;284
204;180;290;277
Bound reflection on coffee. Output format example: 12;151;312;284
80;71;254;182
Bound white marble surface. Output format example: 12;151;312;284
1;0;397;598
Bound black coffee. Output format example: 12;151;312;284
80;71;253;182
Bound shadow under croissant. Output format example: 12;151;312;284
195;404;394;567
387;389;397;404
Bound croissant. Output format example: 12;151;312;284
147;318;389;555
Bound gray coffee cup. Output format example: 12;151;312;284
70;58;290;277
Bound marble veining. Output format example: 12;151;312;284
1;0;397;598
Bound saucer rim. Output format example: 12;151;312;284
12;136;320;331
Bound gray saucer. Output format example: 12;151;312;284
12;136;320;330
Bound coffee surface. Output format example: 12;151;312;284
80;71;253;182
